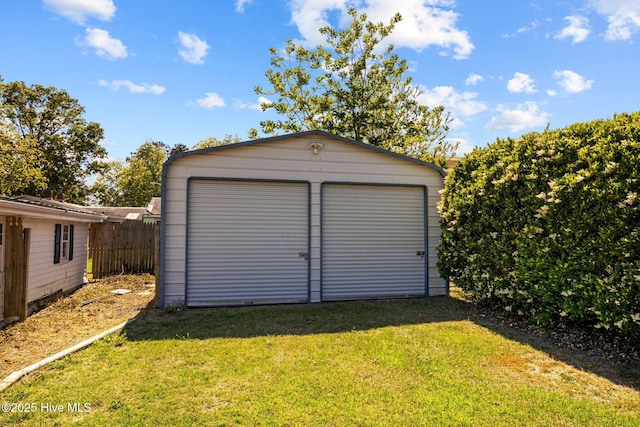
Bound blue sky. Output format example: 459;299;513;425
1;0;639;160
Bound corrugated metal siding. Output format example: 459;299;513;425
187;180;309;306
321;184;426;300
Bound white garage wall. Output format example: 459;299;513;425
161;132;446;306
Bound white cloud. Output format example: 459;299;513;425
507;72;536;94
233;100;249;109
78;27;127;60
43;0;115;25
287;0;345;46
485;102;550;132
288;0;474;59
465;73;483;86
99;79;165;95
196;92;225;108
234;96;272;111
502;20;541;38
589;0;640;41
418;86;487;129
555;15;590;44
235;0;253;13
518;20;540;34
251;96;272;111
178;32;210;65
553;70;594;93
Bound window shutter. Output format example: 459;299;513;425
68;224;74;261
54;224;61;264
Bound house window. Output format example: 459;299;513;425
54;224;74;264
62;225;69;259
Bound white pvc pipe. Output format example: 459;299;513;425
0;319;134;393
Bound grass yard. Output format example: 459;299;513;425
1;296;639;426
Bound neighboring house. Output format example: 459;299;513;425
83;206;149;223
145;197;161;224
85;198;161;224
0;195;105;321
158;130;447;308
447;156;463;171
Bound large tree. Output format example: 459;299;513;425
0;79;106;202
0;117;45;196
254;8;456;167
90;140;190;206
88;160;124;207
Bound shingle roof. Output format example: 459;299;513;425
8;195;103;216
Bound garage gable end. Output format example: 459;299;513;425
165;130;446;178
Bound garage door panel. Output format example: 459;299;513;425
322;184;426;301
187;180;309;306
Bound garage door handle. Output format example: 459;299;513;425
416;251;425;259
298;252;309;260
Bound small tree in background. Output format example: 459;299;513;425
90;138;238;206
254;8;456;168
192;134;241;150
91;140;175;207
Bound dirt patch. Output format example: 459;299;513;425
0;274;155;380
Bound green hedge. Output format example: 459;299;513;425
438;112;640;343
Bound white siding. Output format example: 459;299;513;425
162;134;447;306
23;219;89;303
187;180;309;306
321;184;426;300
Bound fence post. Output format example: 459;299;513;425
154;224;160;308
21;228;31;320
4;217;28;320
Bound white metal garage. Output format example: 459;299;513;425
321;183;427;300
159;131;447;308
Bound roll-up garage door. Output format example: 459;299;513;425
321;184;426;301
187;179;309;306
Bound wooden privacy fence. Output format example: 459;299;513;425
89;222;160;279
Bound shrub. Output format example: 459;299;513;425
438;112;640;344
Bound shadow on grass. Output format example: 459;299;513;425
125;297;467;340
123;296;640;391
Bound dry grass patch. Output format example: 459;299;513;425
0;274;155;379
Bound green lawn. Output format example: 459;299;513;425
2;298;639;426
